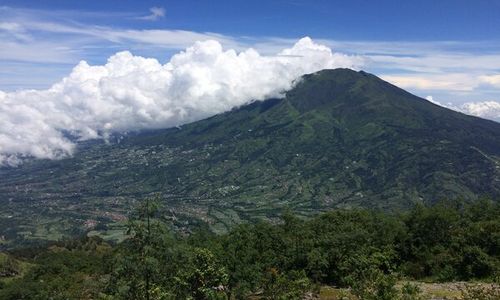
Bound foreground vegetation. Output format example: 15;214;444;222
1;198;499;299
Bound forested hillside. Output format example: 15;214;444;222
1;198;499;299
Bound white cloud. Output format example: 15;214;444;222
381;74;480;91
459;101;500;121
423;96;500;122
479;75;500;87
0;37;363;166
137;7;166;21
2;5;500;107
0;6;243;67
0;21;28;40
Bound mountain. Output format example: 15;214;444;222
1;68;500;247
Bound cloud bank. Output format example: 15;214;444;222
460;101;500;121
426;96;500;123
0;37;363;166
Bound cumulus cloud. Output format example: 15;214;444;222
460;101;500;122
0;37;363;166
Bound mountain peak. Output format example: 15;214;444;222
304;67;366;78
286;68;389;112
1;68;499;245
297;68;370;87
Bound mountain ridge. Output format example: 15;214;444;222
1;68;499;247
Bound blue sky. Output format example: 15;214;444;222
1;0;500;113
3;0;500;40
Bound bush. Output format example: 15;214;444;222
348;266;398;300
400;282;424;300
460;283;500;300
261;269;312;300
458;246;498;280
0;255;21;277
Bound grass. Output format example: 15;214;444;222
318;281;499;300
319;286;354;299
87;221;128;243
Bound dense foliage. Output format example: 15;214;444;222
0;198;499;299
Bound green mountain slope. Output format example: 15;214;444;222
1;69;499;246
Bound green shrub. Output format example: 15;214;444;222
400;282;424;300
261;269;312;300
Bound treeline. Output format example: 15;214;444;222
0;198;499;299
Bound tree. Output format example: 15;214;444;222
174;248;228;299
306;248;328;283
344;252;399;300
220;224;262;299
108;194;172;299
